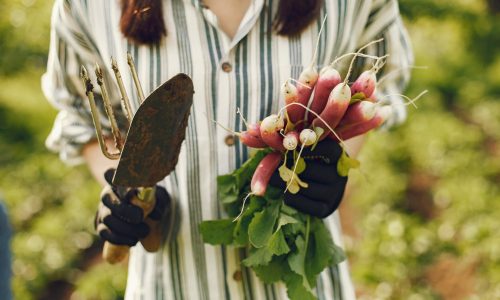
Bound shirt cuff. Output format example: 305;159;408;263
45;110;96;165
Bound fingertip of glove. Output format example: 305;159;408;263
104;168;116;185
149;186;170;220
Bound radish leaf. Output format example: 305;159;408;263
242;246;273;267
268;229;291;255
217;175;238;204
284;267;316;300
248;200;280;248
253;255;289;284
337;149;360;177
199;219;235;245
305;218;346;283
288;236;313;292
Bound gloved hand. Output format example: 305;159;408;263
95;168;170;246
269;139;348;218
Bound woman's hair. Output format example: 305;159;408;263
120;0;322;45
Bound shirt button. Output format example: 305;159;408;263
224;134;235;146
221;62;232;73
233;270;242;281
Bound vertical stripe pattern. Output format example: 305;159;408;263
42;0;413;299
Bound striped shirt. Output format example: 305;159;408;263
42;0;413;299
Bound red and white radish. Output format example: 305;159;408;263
282;81;302;124
283;131;299;151
260;115;286;151
247;123;262;137
251;151;282;196
350;70;377;99
350;55;388;99
336;101;377;129
331;105;393;141
299;129;317;146
285;67;318;124
311;83;352;140
239;131;268;148
308;65;342;122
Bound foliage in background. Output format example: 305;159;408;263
348;1;500;299
0;0;498;299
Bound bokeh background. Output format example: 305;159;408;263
0;0;499;299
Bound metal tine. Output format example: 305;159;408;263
95;63;125;152
80;66;121;160
111;57;134;125
127;52;146;103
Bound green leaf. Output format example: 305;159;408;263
337;149;360;177
217;175;239;204
277;213;299;230
248;200;281;248
284;272;317;300
263;185;283;201
233;197;265;246
281;204;298;216
199;219;236;245
268;229;291;256
295;157;306;174
287;236;312;292
242;246;273;267
305;218;346;284
350;92;366;102
252;255;290;284
282;221;305;237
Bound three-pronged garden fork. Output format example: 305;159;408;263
80;54;194;264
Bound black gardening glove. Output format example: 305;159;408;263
95;168;170;246
269;139;348;218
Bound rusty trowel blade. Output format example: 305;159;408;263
113;73;194;187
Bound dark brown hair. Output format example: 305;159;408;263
120;0;166;45
120;0;323;45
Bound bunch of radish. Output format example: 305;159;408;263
237;40;397;199
201;36;425;299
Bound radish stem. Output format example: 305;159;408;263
285;143;306;193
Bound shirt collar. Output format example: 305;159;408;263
191;0;265;51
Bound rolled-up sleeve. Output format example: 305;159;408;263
42;0;110;164
356;0;414;128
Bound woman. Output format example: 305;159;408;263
43;0;413;299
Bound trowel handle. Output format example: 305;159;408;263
103;187;163;264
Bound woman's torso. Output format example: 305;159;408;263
71;0;377;298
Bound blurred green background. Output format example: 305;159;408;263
0;0;498;299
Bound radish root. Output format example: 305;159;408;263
236;107;249;128
233;192;254;222
309;15;328;69
344;38;384;85
378;90;428;109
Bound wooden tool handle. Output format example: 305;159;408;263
103;187;162;264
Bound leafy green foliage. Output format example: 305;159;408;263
200;151;346;299
345;1;500;299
